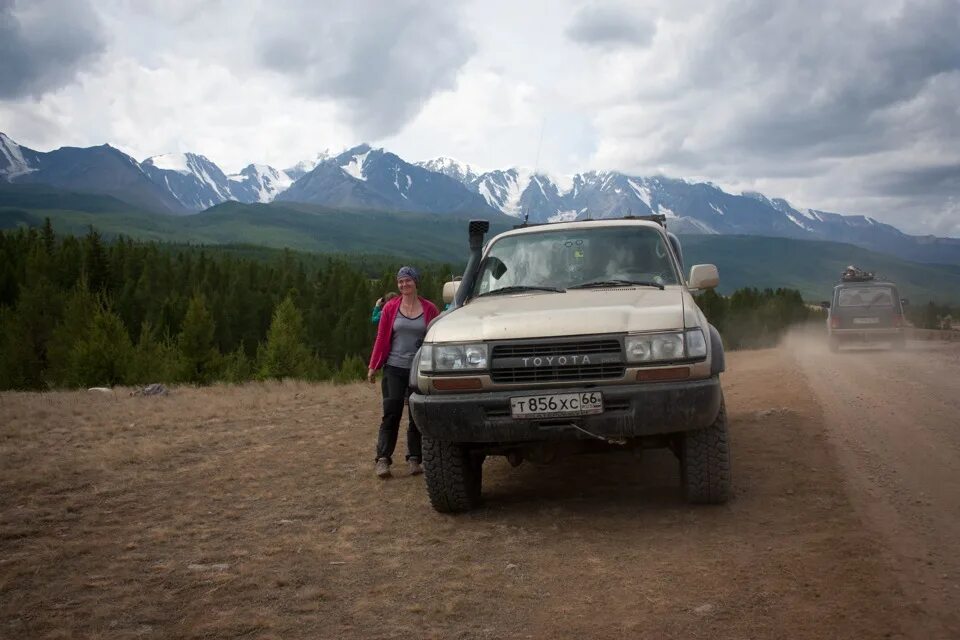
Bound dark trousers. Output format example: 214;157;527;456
375;365;421;464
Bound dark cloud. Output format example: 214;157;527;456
661;0;960;162
0;0;105;99
565;4;655;48
595;0;960;233
872;164;960;198
254;0;476;139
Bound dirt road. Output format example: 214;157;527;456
1;336;958;639
786;331;960;638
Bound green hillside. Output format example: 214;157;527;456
2;186;958;304
680;234;960;303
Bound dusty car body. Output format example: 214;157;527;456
408;217;731;512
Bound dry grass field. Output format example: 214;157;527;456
2;339;959;639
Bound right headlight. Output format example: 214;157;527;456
625;329;707;363
419;343;488;373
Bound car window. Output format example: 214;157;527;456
473;226;679;295
837;286;895;307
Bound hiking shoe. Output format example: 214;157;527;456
407;460;423;476
375;458;391;478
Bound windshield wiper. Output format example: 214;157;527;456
476;285;566;297
569;279;665;290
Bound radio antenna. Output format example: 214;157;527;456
523;117;546;226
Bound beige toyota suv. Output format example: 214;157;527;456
409;217;730;512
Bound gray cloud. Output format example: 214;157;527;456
566;3;655;48
0;0;105;99
593;0;960;233
254;0;476;139
665;0;960;161
872;164;960;198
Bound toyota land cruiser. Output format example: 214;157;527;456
408;217;730;512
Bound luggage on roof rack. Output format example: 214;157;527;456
840;265;875;282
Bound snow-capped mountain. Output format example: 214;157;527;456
277;144;499;215
1;133;185;214
143;153;302;209
142;153;235;211
415;157;478;185
284;151;330;181
228;164;293;204
4;131;959;264
0;132;40;180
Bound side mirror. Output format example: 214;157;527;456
820;301;831;309
900;298;909;307
442;280;460;304
688;264;719;290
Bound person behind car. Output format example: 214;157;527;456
367;266;440;478
371;292;398;324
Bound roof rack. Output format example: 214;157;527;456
513;213;667;230
840;265;875;282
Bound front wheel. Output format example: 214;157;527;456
422;437;483;513
681;400;731;504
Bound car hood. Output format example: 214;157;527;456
427;287;687;343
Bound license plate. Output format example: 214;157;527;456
510;392;604;419
853;317;880;324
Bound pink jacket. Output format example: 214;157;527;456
368;295;440;371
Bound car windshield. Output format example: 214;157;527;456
837;286;895;307
472;226;679;296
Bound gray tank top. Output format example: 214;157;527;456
386;311;427;369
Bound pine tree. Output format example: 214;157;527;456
69;304;134;387
258;296;311;380
177;292;220;384
130;321;178;384
222;342;253;384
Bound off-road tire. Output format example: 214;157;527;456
422;436;483;513
681;400;731;504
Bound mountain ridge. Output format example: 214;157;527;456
1;132;957;265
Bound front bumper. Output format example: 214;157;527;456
409;377;722;443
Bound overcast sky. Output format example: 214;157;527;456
1;0;958;235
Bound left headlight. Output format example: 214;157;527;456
419;343;488;373
625;329;707;363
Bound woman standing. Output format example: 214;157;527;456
367;266;439;478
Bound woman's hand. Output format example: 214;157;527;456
367;368;376;384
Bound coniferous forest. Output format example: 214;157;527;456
0;222;452;390
0;222;823;391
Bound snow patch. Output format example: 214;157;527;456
146;153;191;174
0;133;34;178
477;180;500;210
341;150;370;181
785;212;814;232
658;205;678;219
546;172;574;194
627;179;652;209
708;203;725;216
502;169;534;216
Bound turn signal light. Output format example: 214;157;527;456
636;367;690;382
433;377;483;391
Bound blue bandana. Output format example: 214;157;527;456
397;266;420;284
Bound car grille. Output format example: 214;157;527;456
490;339;624;383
